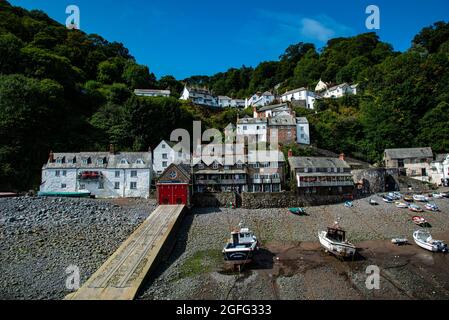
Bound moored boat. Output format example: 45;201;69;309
37;190;91;198
223;225;259;262
369;198;378;206
412;215;427;226
409;204;423;212
413;194;428;202
403;195;414;202
288;207;306;215
382;195;394;203
318;221;356;258
344;201;353;208
395;201;408;208
425;203;439;211
413;230;448;253
391;238;408;245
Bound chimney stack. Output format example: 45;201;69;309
288;149;293;158
339;153;345;161
109;144;115;154
48;150;54;163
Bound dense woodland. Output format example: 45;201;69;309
0;0;449;191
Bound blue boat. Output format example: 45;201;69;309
289;207;306;215
38;190;91;198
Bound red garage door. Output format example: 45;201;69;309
158;184;188;205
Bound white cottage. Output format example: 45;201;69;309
281;88;316;109
322;83;358;98
180;86;218;107
153;140;190;176
236;116;268;144
296;117;310;145
430;154;449;186
40;146;153;198
245;91;275;108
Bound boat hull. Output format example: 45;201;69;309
38;191;91;198
318;231;356;258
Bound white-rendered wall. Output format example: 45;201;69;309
296;123;310;145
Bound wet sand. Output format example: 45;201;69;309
139;192;449;300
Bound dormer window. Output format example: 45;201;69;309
97;158;105;165
198;163;204;169
213;162;219;169
82;158;90;165
136;159;144;164
56;157;65;164
120;159;129;164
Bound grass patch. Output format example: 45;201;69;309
176;249;223;280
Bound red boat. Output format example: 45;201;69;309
412;216;427;226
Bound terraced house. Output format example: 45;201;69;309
40;145;153;198
288;153;354;195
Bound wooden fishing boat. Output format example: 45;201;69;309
382;195;394;203
0;192;18;198
413;230;448;253
403;195;414;202
223;225;259;263
318;222;356;258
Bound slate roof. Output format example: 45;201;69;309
44;152;152;169
288;157;350;169
384;147;433;160
134;89;170;95
281;87;307;96
435;153;449;162
257;103;289;112
268;115;296;126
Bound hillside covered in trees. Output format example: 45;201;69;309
0;0;448;191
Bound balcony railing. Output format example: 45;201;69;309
298;181;354;187
196;179;247;185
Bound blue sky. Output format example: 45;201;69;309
9;0;449;79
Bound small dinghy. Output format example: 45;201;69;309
432;193;444;199
288;207;306;215
409;204;423;212
395;201;409;209
369;198;378;205
413;194;428;202
425;203;439;211
391;238;408;245
383;195;394;203
403;195;414;202
344;201;353;208
412;215;427;226
413;230;448;253
223;225;259;263
318;221;356;258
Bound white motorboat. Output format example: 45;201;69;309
413;230;448;253
432;193;444;199
318;222;356;258
223;225;259;262
425;203;440;211
395;201;409;208
413;194;428;202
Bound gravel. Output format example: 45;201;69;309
0;196;156;300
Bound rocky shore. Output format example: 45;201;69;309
1;192;449;300
0;196;156;300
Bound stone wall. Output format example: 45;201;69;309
352;168;399;194
241;191;344;209
192;192;238;207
